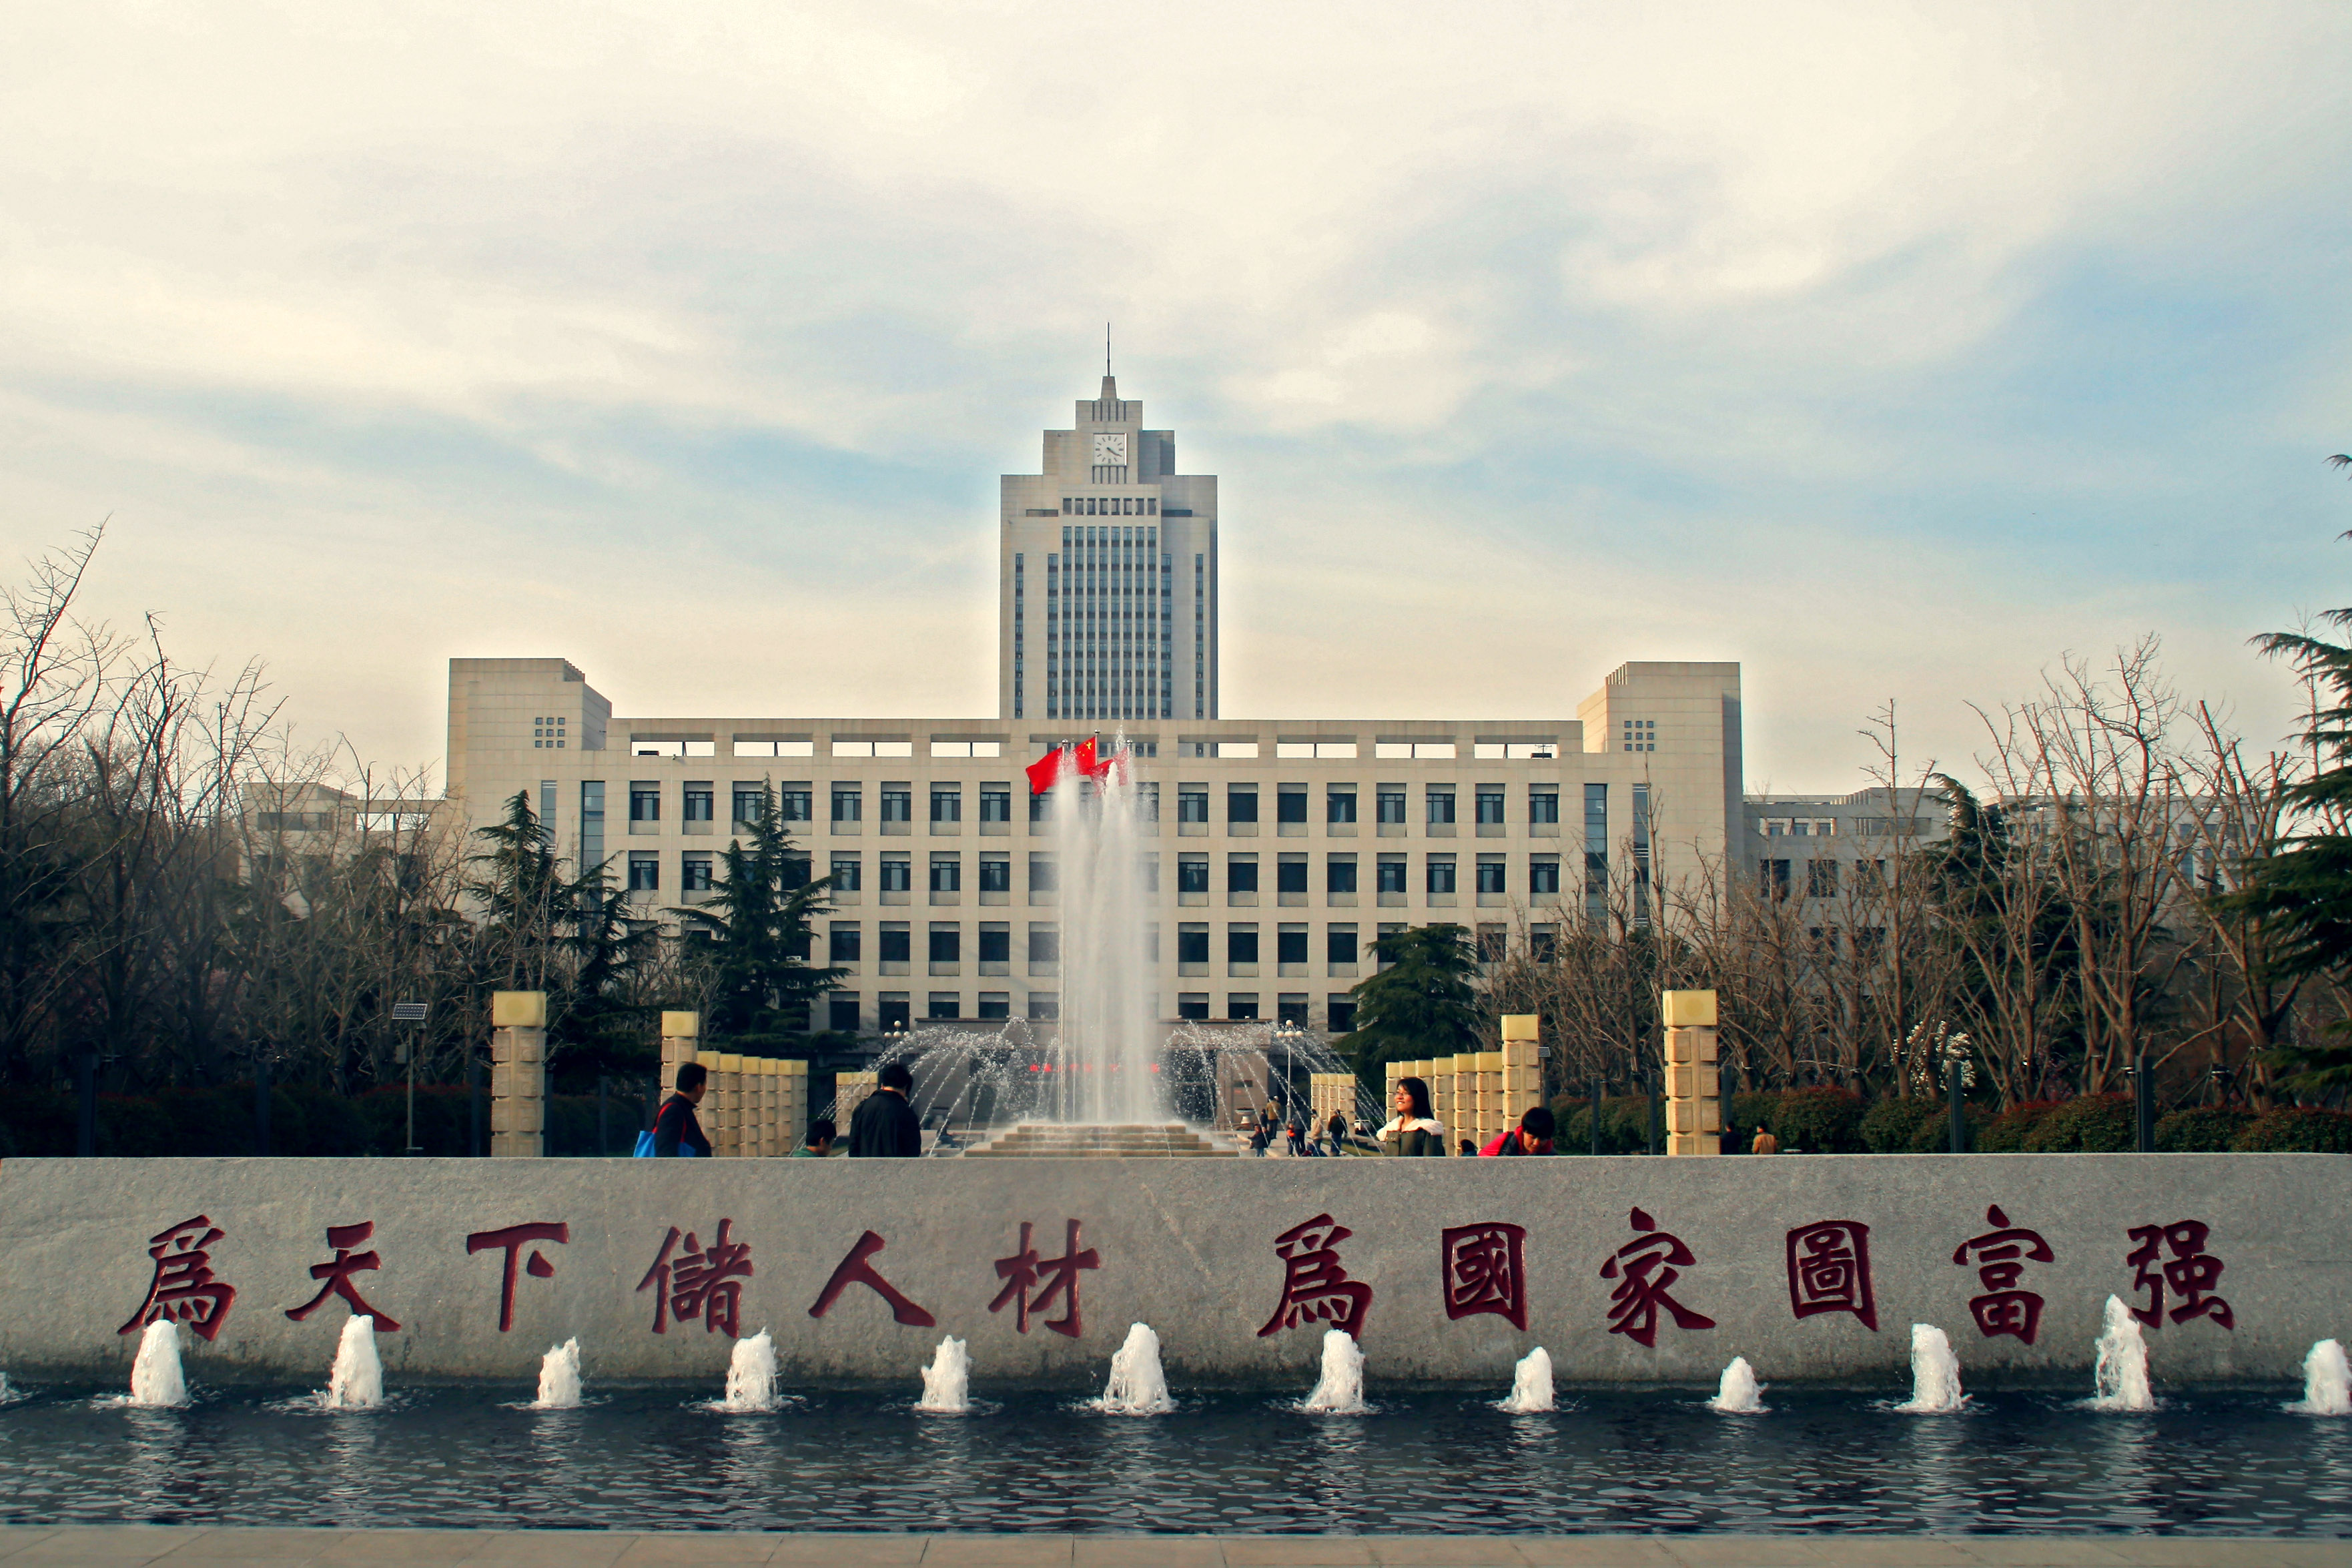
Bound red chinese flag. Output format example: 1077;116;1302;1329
1025;747;1064;796
1073;737;1100;780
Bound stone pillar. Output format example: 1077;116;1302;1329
1500;1014;1543;1127
659;1012;699;1095
835;1071;877;1137
489;991;546;1158
705;1052;742;1158
782;1059;808;1152
1474;1049;1503;1146
1661;990;1722;1157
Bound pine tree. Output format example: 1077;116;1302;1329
1336;922;1485;1082
675;780;844;1037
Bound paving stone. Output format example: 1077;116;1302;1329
765;1535;925;1567
1220;1541;1381;1567
155;1528;348;1561
0;1533;62;1564
1072;1537;1228;1568
1509;1541;1683;1568
920;1539;1075;1566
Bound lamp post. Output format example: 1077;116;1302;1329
1272;1020;1306;1124
391;1001;428;1155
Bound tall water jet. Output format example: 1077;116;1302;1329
1096;1322;1174;1415
1042;745;1158;1124
915;1335;970;1413
1498;1346;1555;1414
1300;1328;1368;1413
127;1320;186;1409
1707;1356;1766;1414
532;1338;582;1410
2288;1339;2351;1415
717;1330;778;1413
322;1316;384;1411
1895;1324;1964;1413
2090;1295;2154;1411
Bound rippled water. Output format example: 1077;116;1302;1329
1;1380;2348;1535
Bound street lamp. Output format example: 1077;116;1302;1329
391;1001;428;1154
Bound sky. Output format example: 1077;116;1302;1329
2;1;2349;794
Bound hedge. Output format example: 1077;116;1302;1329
1861;1098;1939;1153
2233;1107;2352;1153
0;1084;647;1158
2154;1107;2257;1152
1770;1086;1868;1153
1978;1099;2064;1152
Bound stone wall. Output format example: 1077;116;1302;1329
0;1155;2341;1386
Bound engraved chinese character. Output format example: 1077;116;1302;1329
1441;1222;1528;1331
989;1220;1100;1338
1785;1219;1876;1330
285;1221;400;1331
807;1230;935;1327
2125;1220;2233;1330
1599;1206;1715;1348
1952;1204;2052;1344
465;1221;569;1332
1256;1212;1373;1339
117;1215;236;1342
638;1220;755;1336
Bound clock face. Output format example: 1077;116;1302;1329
1092;432;1129;465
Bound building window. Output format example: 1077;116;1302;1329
1377;787;1407;825
580;781;605;871
1178;856;1209;893
879;925;911;963
1477;857;1506;895
831;853;862;891
1227;788;1258;825
931;857;961;893
1277;787;1308;825
931;787;962;823
1808;859;1840;899
683;784;715;823
681;853;715;891
1327;788;1357;825
978;857;1012;893
1029;924;1060;969
1377;859;1408;895
881;788;913;823
926;992;959;1021
1278;859;1308;894
1178;787;1209;824
1327;856;1358;894
1427;856;1457;895
1177;994;1210;1021
630;783;661;823
1621;718;1657;752
831;923;862;961
1227;994;1259;1021
878;993;911;1031
628;852;659;891
1328;998;1357;1033
1585;783;1608;922
1327;925;1358;965
1030;787;1051;822
1277;995;1310;1026
1475;787;1505;826
929;926;960;963
732;786;765;826
1029;854;1059;893
880;857;912;893
1477;924;1508;963
1278;927;1308;965
829;994;861;1032
1632;782;1652;924
1530;856;1561;896
977;992;1010;1020
979;785;1012;823
1762;859;1792;900
832;787;862;823
977;925;1010;965
1427;788;1456;826
1177;924;1210;964
1227;925;1258;965
1227;857;1259;894
1529;788;1559;825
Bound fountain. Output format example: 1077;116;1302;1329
1094;1322;1174;1415
1498;1346;1555;1413
1300;1328;1368;1413
322;1315;383;1411
2289;1339;2351;1415
0;1370;15;1405
1707;1356;1766;1414
532;1338;582;1410
127;1320;185;1409
2089;1294;2153;1411
717;1330;779;1413
916;1335;971;1413
1894;1324;1964;1413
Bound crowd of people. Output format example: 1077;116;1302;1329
639;1061;1577;1159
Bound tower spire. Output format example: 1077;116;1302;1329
1105;321;1112;377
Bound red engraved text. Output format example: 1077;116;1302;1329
989;1219;1100;1338
1441;1222;1528;1331
2125;1220;2233;1330
638;1220;755;1337
807;1230;935;1327
1599;1206;1715;1348
1952;1204;2053;1344
117;1215;237;1342
465;1221;569;1333
1786;1219;1877;1331
1257;1212;1373;1339
285;1220;400;1331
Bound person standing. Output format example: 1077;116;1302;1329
1750;1126;1781;1155
848;1060;924;1157
1324;1109;1348;1157
651;1063;713;1158
1377;1076;1447;1156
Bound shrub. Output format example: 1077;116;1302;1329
2021;1094;2135;1153
1770;1086;1866;1152
1978;1099;2063;1152
2232;1107;2352;1153
1902;1102;1992;1152
1552;1094;1655;1154
1726;1092;1785;1140
2154;1107;2257;1152
0;1090;77;1156
1860;1098;1938;1153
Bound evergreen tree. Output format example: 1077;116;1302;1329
675;780;843;1036
1336;922;1485;1083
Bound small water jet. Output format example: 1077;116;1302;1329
1096;1322;1174;1415
1497;1346;1554;1414
718;1330;779;1413
322;1316;383;1411
1895;1324;1964;1413
0;1370;17;1405
1707;1356;1766;1414
2089;1294;2153;1412
1300;1328;1368;1413
915;1335;970;1413
532;1338;582;1410
2288;1339;2351;1415
127;1320;186;1409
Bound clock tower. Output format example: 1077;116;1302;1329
998;373;1218;726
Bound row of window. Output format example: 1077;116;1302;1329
611;738;1587;762
1759;859;1896;899
811;919;1559;971
619;849;1582;898
824;993;1356;1029
610;781;1590;829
